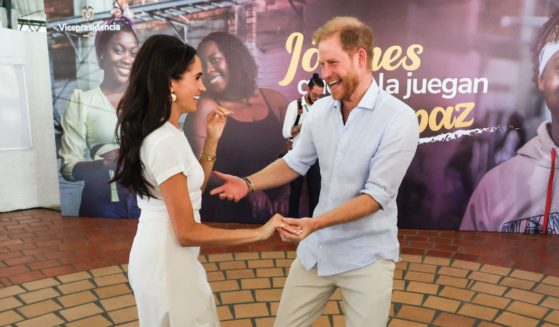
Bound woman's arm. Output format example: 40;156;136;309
184;97;216;156
60;89;117;181
199;107;231;192
184;97;220;192
160;173;282;246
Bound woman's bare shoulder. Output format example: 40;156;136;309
197;96;219;114
260;88;288;104
260;88;288;120
184;96;218;135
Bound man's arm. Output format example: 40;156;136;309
249;158;300;191
281;105;420;241
210;158;300;202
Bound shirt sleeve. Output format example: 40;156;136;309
360;109;419;209
282;100;298;139
59;89;87;182
147;134;189;186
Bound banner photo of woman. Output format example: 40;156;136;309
46;0;558;234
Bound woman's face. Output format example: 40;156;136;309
171;56;206;113
539;51;559;117
99;31;138;87
198;40;229;94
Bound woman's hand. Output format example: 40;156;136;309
206;107;233;141
257;213;283;240
258;213;301;241
258;214;302;241
277;217;312;242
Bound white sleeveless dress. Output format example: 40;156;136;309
128;122;219;326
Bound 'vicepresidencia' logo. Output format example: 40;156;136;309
81;5;94;22
57;5;121;34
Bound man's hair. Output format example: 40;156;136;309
532;10;559;87
312;16;374;69
308;73;324;88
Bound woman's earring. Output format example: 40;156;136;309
170;92;177;102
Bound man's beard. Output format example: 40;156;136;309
331;74;358;101
306;93;314;105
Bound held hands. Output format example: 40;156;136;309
210;170;311;242
277;217;314;242
258;214;303;241
291;125;301;136
258;214;284;240
206;107;233;141
210;171;249;202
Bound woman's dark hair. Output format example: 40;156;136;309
94;17;138;65
308;73;324;88
532;10;559;88
112;34;197;198
198;32;257;100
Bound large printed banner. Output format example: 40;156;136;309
46;0;557;233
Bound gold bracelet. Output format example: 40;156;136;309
242;176;254;193
200;153;217;162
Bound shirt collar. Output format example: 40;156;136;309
332;78;379;111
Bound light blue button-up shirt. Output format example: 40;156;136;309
283;79;419;276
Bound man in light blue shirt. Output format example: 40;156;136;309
211;16;419;327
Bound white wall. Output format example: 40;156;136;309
0;28;60;211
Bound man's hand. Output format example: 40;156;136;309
277;217;313;242
291;125;301;136
209;171;249;202
272;214;302;242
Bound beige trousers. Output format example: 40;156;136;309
274;257;395;327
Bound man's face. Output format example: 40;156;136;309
539;52;559;118
318;35;360;101
306;85;324;104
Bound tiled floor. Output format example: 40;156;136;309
0;209;558;326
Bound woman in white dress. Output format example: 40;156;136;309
111;35;287;326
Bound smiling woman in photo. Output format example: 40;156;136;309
183;32;289;223
58;5;140;218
